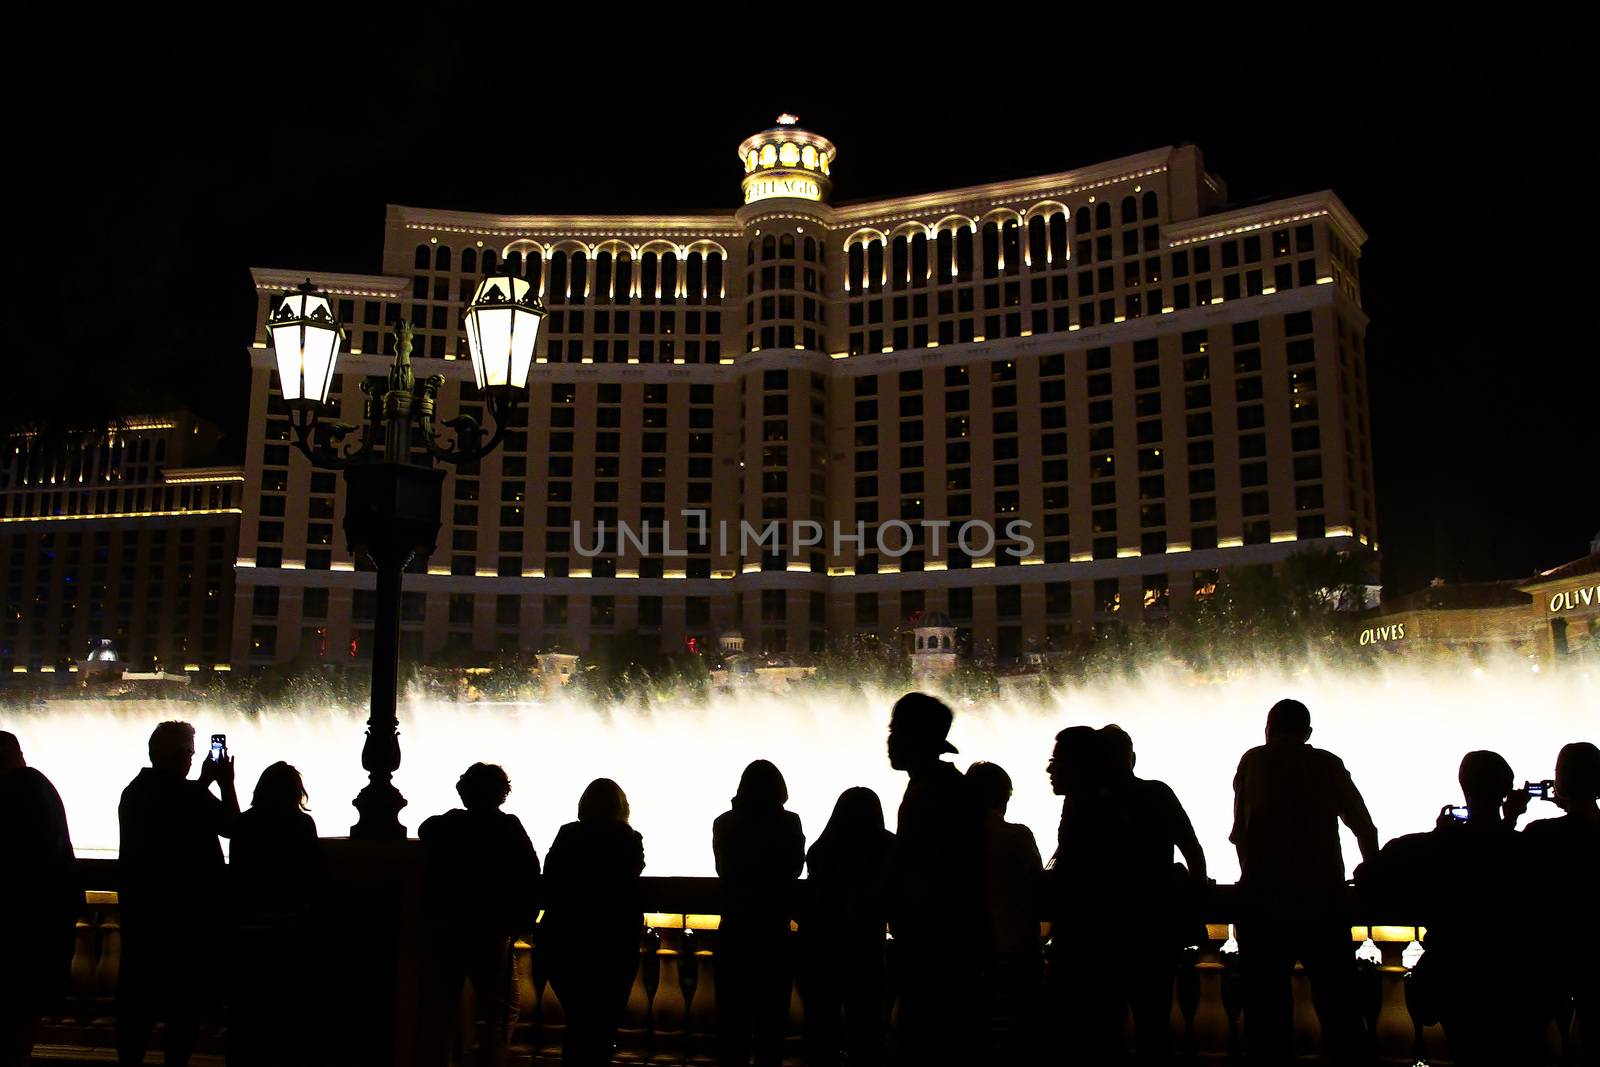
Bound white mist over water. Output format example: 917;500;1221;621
3;658;1593;880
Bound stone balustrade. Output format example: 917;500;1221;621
28;858;1588;1065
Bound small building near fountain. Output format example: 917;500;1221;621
909;612;959;683
709;630;816;692
536;650;580;696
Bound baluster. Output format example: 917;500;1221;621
66;915;96;1025
91;908;121;1026
678;928;705;1065
510;938;536;1057
638;927;662;1060
652;929;689;1062
1219;940;1245;1061
1290;958;1322;1055
617;929;653;1056
1371;930;1416;1061
687;929;718;1063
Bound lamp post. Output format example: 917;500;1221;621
266;273;545;838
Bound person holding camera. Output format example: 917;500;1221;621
1522;741;1600;1065
1367;750;1550;1066
116;720;239;1067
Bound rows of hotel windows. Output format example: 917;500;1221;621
745;231;826;352
246;573;1226;664
405;243;727;365
1;526;230;670
840;312;1337;570
252;310;1364;577
844;208;1326;355
256;378;717;581
0;435;237;519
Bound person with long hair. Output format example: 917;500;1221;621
540;779;645;1066
713;760;805;1067
799;786;895;1066
228;762;321;1067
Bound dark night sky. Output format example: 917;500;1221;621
15;56;1595;598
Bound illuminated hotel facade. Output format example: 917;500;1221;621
233;118;1375;667
1;414;244;674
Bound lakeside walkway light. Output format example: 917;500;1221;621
266;271;544;838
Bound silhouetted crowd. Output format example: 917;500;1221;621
2;694;1596;1067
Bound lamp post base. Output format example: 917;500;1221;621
351;778;409;840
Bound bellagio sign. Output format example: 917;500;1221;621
1548;583;1600;614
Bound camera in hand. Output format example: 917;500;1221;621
210;733;227;763
1441;803;1469;823
1523;779;1556;800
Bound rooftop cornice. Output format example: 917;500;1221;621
251;268;410;297
1163;190;1368;250
391;204;740;239
827;147;1179;226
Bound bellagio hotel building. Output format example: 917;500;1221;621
233;117;1375;667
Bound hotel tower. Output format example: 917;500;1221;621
231;116;1374;667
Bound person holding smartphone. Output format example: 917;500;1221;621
116;721;238;1067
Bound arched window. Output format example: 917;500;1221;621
547;252;567;305
1049;213;1069;263
505;250;523;275
525;252;542;293
804;236;816;261
706;253;723;302
435;246;452;272
955;228;974;281
593;252;613;305
640;252;658;301
481;249;498;273
1076;206;1091;234
1002;220;1021;276
1027;216;1048;266
1121;196;1138;225
569;252;587;301
747;242;756;266
911;233;929;287
1095;202;1112;230
866;240;885;293
761;235;776;261
613;254;632;303
981;222;1000;278
779;234;795;259
848;243;865;290
414;244;430;269
461;248;477;275
1142;190;1159;219
891;235;909;291
686;252;703;305
936;229;954;280
660;252;678;303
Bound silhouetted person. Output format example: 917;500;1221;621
540;778;645;1067
117;721;239;1067
418;763;541;1067
1231;698;1377;1065
1048;724;1207;1064
1523;741;1600;1066
885;692;986;1066
965;761;1042;1061
1368;750;1549;1065
0;731;77;1067
227;762;322;1067
799;786;895;1067
713;759;805;1067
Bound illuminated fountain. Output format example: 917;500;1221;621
2;655;1592;879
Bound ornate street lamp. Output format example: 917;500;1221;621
266;272;544;838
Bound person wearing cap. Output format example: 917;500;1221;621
884;692;987;1065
